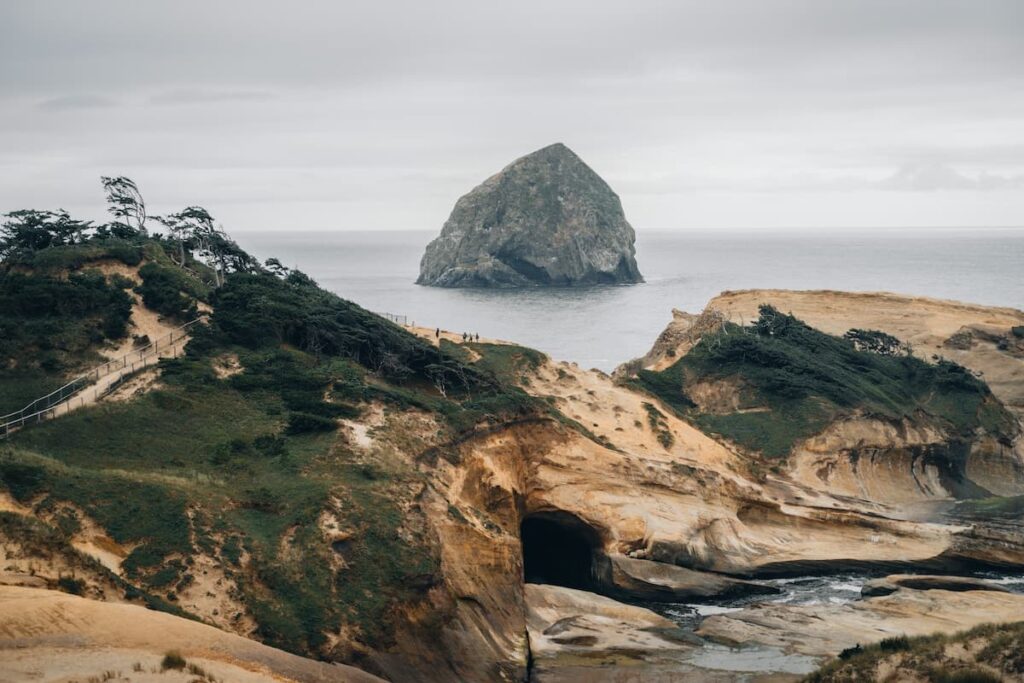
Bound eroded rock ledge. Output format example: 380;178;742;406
697;575;1024;659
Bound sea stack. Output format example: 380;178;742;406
417;143;643;288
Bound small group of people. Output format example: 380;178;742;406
433;327;479;342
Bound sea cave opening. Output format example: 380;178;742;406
520;511;600;590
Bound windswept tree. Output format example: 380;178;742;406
155;206;213;268
101;176;147;236
0;209;93;260
264;257;290;278
156;205;255;286
844;328;909;356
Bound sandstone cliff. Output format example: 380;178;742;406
5;279;1024;683
417;143;643;287
620;290;1024;508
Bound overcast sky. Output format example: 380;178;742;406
2;0;1023;232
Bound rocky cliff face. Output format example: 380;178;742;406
6;285;1024;683
619;290;1024;506
417;143;643;287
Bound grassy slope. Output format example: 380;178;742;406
0;239;547;661
0;238;211;414
634;306;1016;459
805;622;1024;683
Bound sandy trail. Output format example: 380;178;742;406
408;324;503;347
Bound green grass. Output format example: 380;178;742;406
633;362;694;414
135;262;204;321
642;402;674;449
328;462;439;645
693;400;833;459
0;270;133;374
14;383;281;472
0;451;192;574
12;239;144;272
805;622;1024;682
0;233;556;663
635;305;1016;459
0;368;65;415
464;341;546;385
0;509;192;618
1;325;450;659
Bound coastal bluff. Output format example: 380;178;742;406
416;143;643;288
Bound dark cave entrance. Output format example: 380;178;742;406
520;511;600;590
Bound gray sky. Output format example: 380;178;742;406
2;0;1023;231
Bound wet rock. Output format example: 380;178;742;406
597;554;780;602
861;574;1010;597
524;584;699;682
697;583;1024;658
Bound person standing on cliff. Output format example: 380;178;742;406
435;327;440;339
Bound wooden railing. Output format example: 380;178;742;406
374;311;408;326
1;318;204;438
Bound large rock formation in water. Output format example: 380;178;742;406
417;143;643;287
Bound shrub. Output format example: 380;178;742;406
11;240;144;272
465;342;546;384
221;536;243;566
108;273;136;290
635;305;1015;458
135;263;199;321
0;270;132;370
56;575;86;595
929;668;1002;683
878;635;910;651
837;643;863;660
286;412;337;435
241;486;284;513
0;460;48;501
844;328;908;356
211;272;496;394
161;651;187;671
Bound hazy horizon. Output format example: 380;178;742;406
228;225;1024;234
2;1;1024;233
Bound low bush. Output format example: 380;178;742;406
135;262;200;321
56;575;86;595
286;412;337;435
636;305;1016;458
161;651;186;671
878;634;911;651
0;270;133;372
11;240;144;272
929;668;1002;683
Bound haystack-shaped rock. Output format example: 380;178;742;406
417;143;643;287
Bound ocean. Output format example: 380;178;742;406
236;228;1024;372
